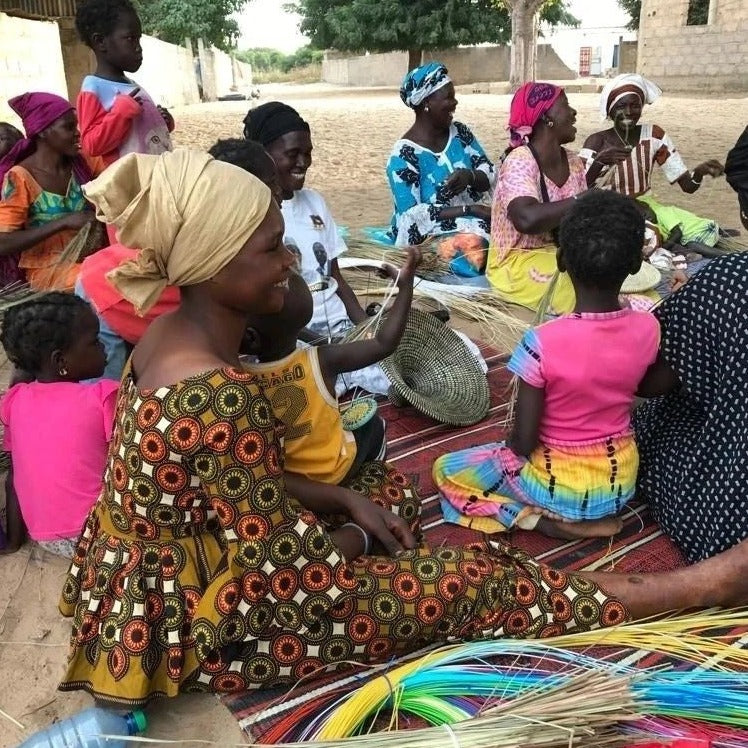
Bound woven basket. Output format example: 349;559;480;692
380;308;489;426
620;262;661;293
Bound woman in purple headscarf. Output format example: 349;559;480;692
0;92;103;290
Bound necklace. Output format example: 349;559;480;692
613;121;635;151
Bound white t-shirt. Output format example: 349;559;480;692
281;188;350;337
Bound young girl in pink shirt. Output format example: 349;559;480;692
0;293;118;556
434;190;677;540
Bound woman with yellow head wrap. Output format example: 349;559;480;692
57;149;748;710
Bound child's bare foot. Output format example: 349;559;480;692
537;516;623;540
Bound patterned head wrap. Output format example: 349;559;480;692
0;91;92;186
400;62;451;109
83;149;271;315
507;82;563;147
600;74;662;121
243;102;310;147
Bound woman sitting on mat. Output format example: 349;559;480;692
634;250;748;563
76;140;281;381
385;62;494;278
58;149;748;709
243;101;368;343
435;191;670;539
725;124;748;231
581;74;725;257
486;82;586;314
0;92;103;290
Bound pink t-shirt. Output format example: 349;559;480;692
508;309;660;444
490;145;587;262
1;380;119;540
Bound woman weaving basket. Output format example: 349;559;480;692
384;62;495;280
581;74;725;259
0;92;104;290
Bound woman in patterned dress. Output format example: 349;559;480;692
386;62;494;276
58;148;748;707
634;252;748;563
581;74;725;251
0;92;102;290
486;82;585;314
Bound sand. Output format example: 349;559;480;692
0;84;745;746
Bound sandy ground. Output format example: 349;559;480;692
0;84;746;746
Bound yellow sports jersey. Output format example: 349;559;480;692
247;347;356;484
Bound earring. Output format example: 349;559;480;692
424;105;430;112
547;120;554;128
58;367;68;376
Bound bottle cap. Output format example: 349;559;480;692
128;709;148;734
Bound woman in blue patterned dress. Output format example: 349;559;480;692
385;63;495;276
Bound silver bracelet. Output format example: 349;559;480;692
691;170;703;185
462;204;468;216
340;522;371;555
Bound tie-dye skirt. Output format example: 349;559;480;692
433;435;638;533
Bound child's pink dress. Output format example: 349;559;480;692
1;380;118;554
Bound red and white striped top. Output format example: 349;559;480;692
580;124;689;198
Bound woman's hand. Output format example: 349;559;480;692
693;160;725;180
397;246;421;288
442;168;475;198
669;268;689;292
593;146;631;166
344;493;417;557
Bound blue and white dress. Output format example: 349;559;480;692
386;121;495;247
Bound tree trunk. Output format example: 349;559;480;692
408;49;422;72
508;0;545;90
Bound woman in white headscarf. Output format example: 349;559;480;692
581;74;725;256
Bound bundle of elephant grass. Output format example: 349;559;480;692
715;235;748;253
341;266;527;352
344;237;453;282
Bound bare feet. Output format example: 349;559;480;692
537;516;623;540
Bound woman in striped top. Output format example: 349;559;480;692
581;74;724;253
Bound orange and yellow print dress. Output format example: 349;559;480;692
0;165;89;291
59;367;627;706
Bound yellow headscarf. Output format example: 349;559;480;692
83;149;272;314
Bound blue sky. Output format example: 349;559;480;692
237;0;632;53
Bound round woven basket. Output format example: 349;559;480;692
380;308;489;426
620;262;661;293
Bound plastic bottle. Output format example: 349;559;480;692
18;707;147;747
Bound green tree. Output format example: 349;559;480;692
616;0;641;30
133;0;249;51
288;0;576;73
618;0;710;30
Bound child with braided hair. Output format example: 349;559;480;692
0;293;117;556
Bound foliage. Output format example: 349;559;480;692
616;0;641;30
286;0;577;53
235;45;324;73
133;0;248;51
618;0;710;30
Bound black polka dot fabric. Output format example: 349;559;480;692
634;253;748;562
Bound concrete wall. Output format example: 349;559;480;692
137;35;200;107
619;40;638;73
638;0;748;92
322;44;575;87
0;12;68;124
